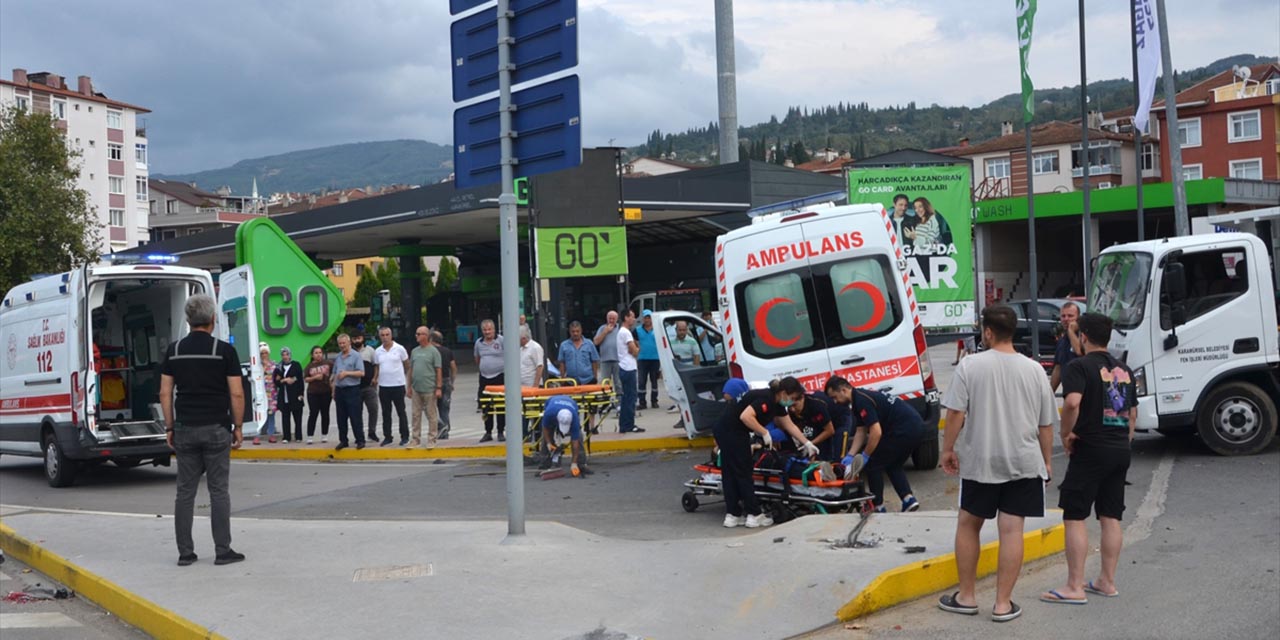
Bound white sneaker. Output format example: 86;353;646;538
722;514;746;528
745;513;774;528
321;437;328;443
307;439;314;445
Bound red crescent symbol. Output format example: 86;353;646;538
754;297;801;349
838;282;887;333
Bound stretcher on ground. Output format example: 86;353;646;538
681;450;873;522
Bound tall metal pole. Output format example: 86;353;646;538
1156;0;1189;235
1130;0;1145;241
1026;125;1040;359
496;0;525;539
714;0;739;163
1078;0;1093;294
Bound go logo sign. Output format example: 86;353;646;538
536;226;629;278
260;285;333;335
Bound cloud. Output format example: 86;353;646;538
1;0;1275;175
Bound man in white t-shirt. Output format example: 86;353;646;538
372;327;411;447
518;325;545;388
616;310;644;433
938;304;1057;623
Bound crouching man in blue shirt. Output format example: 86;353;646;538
539;395;593;478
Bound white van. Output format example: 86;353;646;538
0;256;224;486
656;203;941;469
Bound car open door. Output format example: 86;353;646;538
216;266;267;433
653;311;730;438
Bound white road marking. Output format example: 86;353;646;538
1125;451;1175;546
0;612;84;629
0;570;12;580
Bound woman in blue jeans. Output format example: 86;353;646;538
825;377;926;512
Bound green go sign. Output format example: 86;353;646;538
535;226;629;278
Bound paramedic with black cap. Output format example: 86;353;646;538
713;376;819;529
538;394;592;477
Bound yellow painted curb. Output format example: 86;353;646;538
0;522;226;640
836;521;1066;621
230;436;716;461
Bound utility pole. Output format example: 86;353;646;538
1130;1;1145;241
1078;0;1093;293
714;0;739;163
1156;0;1189;235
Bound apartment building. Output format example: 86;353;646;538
0;69;151;253
1153;63;1280;182
147;179;266;240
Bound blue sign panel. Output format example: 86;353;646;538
450;0;494;16
451;0;578;102
453;75;582;189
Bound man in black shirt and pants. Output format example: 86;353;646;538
1041;312;1136;604
159;294;246;567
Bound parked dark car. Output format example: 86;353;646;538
1006;298;1087;371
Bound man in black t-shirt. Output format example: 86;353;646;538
159;294;245;568
431;331;457;440
1041;312;1136;605
829;377;927;513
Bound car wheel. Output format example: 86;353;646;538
43;431;78;488
911;433;940;470
1196;381;1278;456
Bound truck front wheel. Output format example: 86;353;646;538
1196;381;1278;456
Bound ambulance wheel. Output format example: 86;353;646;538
681;491;699;512
43;432;78;488
1196;381;1278;456
911;435;939;470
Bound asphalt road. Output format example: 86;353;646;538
0;554;150;640
801;435;1280;640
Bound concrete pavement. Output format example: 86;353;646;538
0;507;1061;640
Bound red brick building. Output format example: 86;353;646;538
1154;63;1279;182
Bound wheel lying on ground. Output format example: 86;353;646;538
1196;381;1278;456
681;491;699;513
43;431;78;488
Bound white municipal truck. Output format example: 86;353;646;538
1090;232;1279;455
1;256;268;486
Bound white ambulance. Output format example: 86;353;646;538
0;255;226;486
655;203;941;469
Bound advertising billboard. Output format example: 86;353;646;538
847;166;974;329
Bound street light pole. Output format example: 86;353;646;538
714;0;739;163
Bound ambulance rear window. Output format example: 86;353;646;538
737;270;821;358
815;256;902;345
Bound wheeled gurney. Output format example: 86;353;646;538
681;450;873;522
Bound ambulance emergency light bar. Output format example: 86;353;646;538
100;253;180;265
747;190;847;221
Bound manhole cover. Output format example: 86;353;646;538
352;564;434;582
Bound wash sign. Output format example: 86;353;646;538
234;218;346;358
535;226;628;278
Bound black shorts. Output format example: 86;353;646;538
1058;443;1131;521
960;477;1045;519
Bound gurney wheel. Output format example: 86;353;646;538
681;491;700;513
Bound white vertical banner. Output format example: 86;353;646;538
1132;0;1162;133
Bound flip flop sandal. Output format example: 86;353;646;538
1040;590;1088;605
1085;581;1120;598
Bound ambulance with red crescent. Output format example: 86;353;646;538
654;203;940;469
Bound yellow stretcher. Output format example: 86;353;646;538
479;379;616;448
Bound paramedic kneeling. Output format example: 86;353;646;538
713;377;819;529
831;376;926;513
539;395;593;477
159;294;246;567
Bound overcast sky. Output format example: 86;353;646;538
2;0;1276;175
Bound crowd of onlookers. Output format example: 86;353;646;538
250;326;457;450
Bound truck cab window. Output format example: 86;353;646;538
1160;248;1250;329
